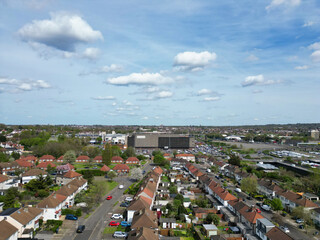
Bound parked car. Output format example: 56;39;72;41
261;205;272;211
76;225;85;233
255;208;261;213
119;185;124;189
106;195;113;200
111;214;123;219
109;221;120;226
120;202;130;207
247;196;253;200
120;221;131;227
296;219;304;224
299;225;304;229
280;226;290;233
65;214;78;220
235;188;242;193
113;231;127;238
125;197;133;202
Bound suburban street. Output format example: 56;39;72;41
60;162;153;240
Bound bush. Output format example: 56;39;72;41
76;169;105;176
37;189;49;198
61;209;75;215
76;208;82;217
46;220;63;233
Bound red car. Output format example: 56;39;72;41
106;195;112;200
109;221;120;226
256;208;261;213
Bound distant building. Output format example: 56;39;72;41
128;132;195;150
311;130;320;140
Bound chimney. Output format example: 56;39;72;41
24;208;29;213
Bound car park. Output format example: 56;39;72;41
113;231;127;238
120;221;131;227
111;214;123;219
106;195;113;200
65;214;78;220
125;197;133;202
76;225;85;233
109;221;120;226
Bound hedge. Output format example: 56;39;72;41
46;220;63;232
61;208;82;217
76;169;105;176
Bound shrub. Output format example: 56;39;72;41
61;209;75;215
46;220;63;233
76;169;105;176
75;208;82;217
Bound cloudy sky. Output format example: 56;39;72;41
1;0;320;126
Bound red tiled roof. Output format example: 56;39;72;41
76;155;89;160
111;156;123;161
36;162;56;168
15;159;34;168
93;156;102;160
239;207;264;224
153;166;163;175
126;157;139;164
176;154;195;157
63;170;82;178
0;174;9;183
58;156;64;160
39;155;55;160
100;165;111;172
113;164;130;171
21;155;37;161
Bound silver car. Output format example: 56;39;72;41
113;231;127;238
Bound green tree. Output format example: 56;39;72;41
137;155;146;161
228;154;241;166
11;152;20;160
83;171;94;184
270;198;283;212
64;150;76;163
3;188;19;210
152;150;163;157
154;154;169;166
111;146;121;157
102;143;112;165
107;171;117;182
240;177;257;195
292;206;304;220
205;213;214;224
169;185;178;194
124;147;135;158
0;135;7;142
83;146;100;159
212;214;220;226
96;137;102;144
0;152;9;162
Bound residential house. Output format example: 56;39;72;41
277;189;318;212
0;162;19;175
0;207;43;239
159;218;177;229
15;159;34;170
127;197;151;223
0;219;18;240
93;156;103;163
57;156;64;163
100;165;111;172
56;163;75;174
234;171;252;184
194;208;218;219
210;184;237;207
311;208;320;226
37;194;64;221
183;197;191;208
113;164;130;173
75;155;89;163
56;170;83;186
163;153;171;159
127;227;159;240
255;218;275;240
0;174;18;195
131;208;158;230
36;161;56;170
39;155;55;163
257;179;283;199
176;154;195;162
21;169;47;184
126;157;139;164
265;227;294;240
55;183;79;208
20;155;37;164
68;177;88;193
111;156;123;164
238;206;264;234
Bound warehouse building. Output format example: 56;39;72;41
127;132;195;150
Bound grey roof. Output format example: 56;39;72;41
202;224;218;230
257;218;275;227
0;208;19;216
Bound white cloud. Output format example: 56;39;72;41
123;100;133;106
295;65;309;70
266;0;301;10
0;77;51;92
197;88;212;95
91;96;115;100
252;89;263;94
82;48;101;60
203;97;220;101
241;74;282;87
311;50;320;62
142;116;149;120
18;12;103;52
308;42;320;50
245;54;259;62
174;51;217;71
303;21;315;27
156;91;173;99
106;72;174;86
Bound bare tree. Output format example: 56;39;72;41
131;168;143;181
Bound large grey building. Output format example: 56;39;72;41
127;132;195;150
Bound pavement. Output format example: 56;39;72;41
43;162;153;240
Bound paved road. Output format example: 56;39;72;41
62;162;153;240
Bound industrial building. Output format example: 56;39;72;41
127;132;195;150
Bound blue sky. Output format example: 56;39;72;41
1;0;320;126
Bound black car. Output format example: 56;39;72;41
298;225;304;229
76;225;85;233
120;202;130;207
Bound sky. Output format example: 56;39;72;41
0;0;320;126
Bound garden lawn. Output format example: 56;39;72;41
93;180;118;196
161;176;170;182
74;163;91;169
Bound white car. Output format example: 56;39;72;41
125;197;133;202
111;214;123;219
119;185;124;189
235;188;242;193
113;231;127;238
280;226;290;233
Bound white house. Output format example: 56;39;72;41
0;219;18;240
37;194;64;221
21;169;47;184
0;174;18;195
